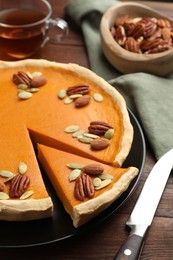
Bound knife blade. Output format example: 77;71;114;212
114;149;173;260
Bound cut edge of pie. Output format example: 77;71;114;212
0;59;137;225
0;198;53;221
38;144;139;228
0;59;133;167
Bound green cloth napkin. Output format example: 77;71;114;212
65;0;173;160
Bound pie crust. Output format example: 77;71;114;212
38;144;138;227
0;59;136;224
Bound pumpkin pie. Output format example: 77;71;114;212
0;59;138;224
38;144;138;227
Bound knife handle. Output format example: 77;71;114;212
113;233;144;260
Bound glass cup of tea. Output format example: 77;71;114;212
0;0;68;59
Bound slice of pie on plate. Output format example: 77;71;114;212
0;59;138;225
38;144;138;227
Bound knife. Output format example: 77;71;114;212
113;149;173;260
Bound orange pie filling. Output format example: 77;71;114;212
0;60;138;225
38;144;138;227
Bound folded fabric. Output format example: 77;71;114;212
65;0;173;160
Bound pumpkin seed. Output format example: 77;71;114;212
83;133;100;139
104;129;114;140
32;71;42;78
78;136;93;143
0;192;9;200
18;162;27;174
64;125;80;133
69;169;81;181
0;170;15;178
98;173;113;180
72;129;86;137
66;163;84;169
64;97;73;104
20;190;34;200
93;93;103;102
18;89;25;94
58;89;66;99
18;91;32;100
17;84;28;90
28;88;39;93
95;179;112;190
93;177;102;187
4;175;16;183
69;94;82;99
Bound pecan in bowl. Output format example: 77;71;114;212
100;2;173;76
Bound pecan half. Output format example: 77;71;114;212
9;174;30;198
148;28;162;41
124;37;140;53
145;43;171;54
110;26;116;38
114;25;126;46
140;17;157;25
75;95;91;108
74;173;95;201
143;21;157;38
88;121;113;135
157;18;171;28
162;27;172;41
12;71;31;87
30;76;47;88
82;163;104;175
140;38;163;51
115;15;129;26
90;138;110;150
130;22;145;39
66;84;90;96
124;23;136;37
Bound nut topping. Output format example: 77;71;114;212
162;27;172;41
75;95;91;108
157;18;171;28
66;84;90;96
110;15;173;54
90;138;110;150
115;15;129;26
30;76;47;88
13;71;31;87
114;25;126;46
9;174;30;198
74;173;95;201
130;22;145;39
88;121;113;136
124;37;140;53
141;38;163;51
12;71;47;101
82;163;104;175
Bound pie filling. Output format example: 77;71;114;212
0;60;137;226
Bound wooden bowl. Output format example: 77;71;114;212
100;2;173;76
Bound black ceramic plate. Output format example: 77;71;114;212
0;109;146;248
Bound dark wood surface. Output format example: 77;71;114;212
1;1;173;259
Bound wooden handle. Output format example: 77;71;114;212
113;234;144;260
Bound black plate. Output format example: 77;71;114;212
0;109;146;248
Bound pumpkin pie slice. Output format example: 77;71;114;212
38;144;138;227
0;123;53;221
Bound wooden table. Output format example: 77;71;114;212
1;1;173;259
